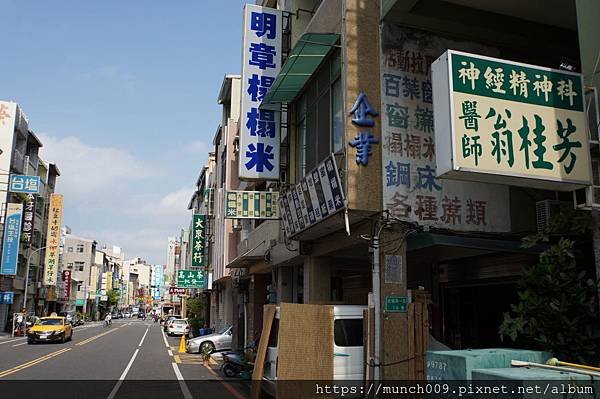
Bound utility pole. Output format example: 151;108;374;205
23;246;46;312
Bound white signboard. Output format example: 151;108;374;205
432;50;590;191
380;28;510;232
239;4;282;180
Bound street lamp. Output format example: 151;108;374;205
23;246;46;311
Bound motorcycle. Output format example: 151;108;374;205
220;349;255;378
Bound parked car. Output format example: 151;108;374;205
27;316;73;344
262;305;366;398
162;315;181;332
186;326;232;354
122;311;131;318
167;319;189;336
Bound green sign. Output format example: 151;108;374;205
385;296;408;313
191;214;206;267
225;191;280;219
177;269;204;288
75;299;85;306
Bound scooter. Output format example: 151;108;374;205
221;350;254;378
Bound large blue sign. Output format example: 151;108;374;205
0;291;14;304
9;175;40;194
0;203;23;275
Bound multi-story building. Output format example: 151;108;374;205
61;234;97;314
0;101;60;329
121;257;151;308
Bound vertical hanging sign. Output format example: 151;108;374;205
21;193;36;245
239;4;282;180
0;203;23;275
62;270;71;301
191;214;206;267
43;194;64;286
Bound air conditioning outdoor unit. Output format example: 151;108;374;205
574;86;600;210
535;200;570;232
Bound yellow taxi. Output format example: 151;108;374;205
27;316;73;344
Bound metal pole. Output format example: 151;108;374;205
372;232;381;385
23;246;46;312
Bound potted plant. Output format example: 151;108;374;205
200;345;212;366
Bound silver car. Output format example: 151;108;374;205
186;326;232;354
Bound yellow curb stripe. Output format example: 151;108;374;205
174;355;181;364
0;348;72;378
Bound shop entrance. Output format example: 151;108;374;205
442;280;518;349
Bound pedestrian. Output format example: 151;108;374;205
104;313;112;327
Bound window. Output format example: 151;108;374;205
334;319;363;347
74;262;85;272
67;247;73;253
77;284;82;292
295;49;343;180
67;263;73;269
76;244;85;253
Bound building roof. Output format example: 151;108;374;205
27;130;43;148
49;162;61;176
217;74;241;105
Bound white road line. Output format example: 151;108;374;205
168;350;173;356
0;338;26;345
172;362;193;399
12;342;27;347
107;348;139;399
161;329;169;348
138;328;149;347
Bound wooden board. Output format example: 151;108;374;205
251;305;276;399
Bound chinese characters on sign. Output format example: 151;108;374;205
280;155;346;237
62;270;72;301
177;270;204;289
384;296;408;313
381;30;510;232
433;50;590;190
239;4;282;180
225;190;280;219
0;203;23;275
348;92;379;165
0;291;14;304
9;174;40;194
44;194;64;286
21;194;36;244
191;214;206;267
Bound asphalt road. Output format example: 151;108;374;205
0;318;249;399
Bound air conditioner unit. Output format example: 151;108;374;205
535;200;570;232
574;86;600;210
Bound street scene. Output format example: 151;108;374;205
1;0;600;398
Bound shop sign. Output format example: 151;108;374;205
75;299;85;306
0;291;14;304
280;154;345;237
43;194;64;286
100;295;108;301
191;214;206;267
432;50;590;190
0;203;23;275
177;269;204;288
385;296;408;313
21;194;36;244
62;270;71;301
169;287;186;295
381;29;510;233
348;92;379;165
225;190;280;219
239;4;282;180
9;174;40;194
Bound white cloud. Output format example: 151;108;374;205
187;140;208;154
38;134;159;200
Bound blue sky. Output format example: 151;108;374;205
2;1;249;264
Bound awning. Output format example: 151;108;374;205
261;33;340;107
407;233;548;254
227;240;268;269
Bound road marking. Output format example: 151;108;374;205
174;355;181;363
0;348;71;378
107;348;139;399
203;364;247;399
161;330;169;348
12;342;27;347
172;362;193;399
76;327;119;346
0;338;26;345
138;328;149;347
168;350;173;356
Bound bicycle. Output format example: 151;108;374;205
104;319;112;328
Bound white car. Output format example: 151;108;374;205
186;326;233;354
167;319;189;336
